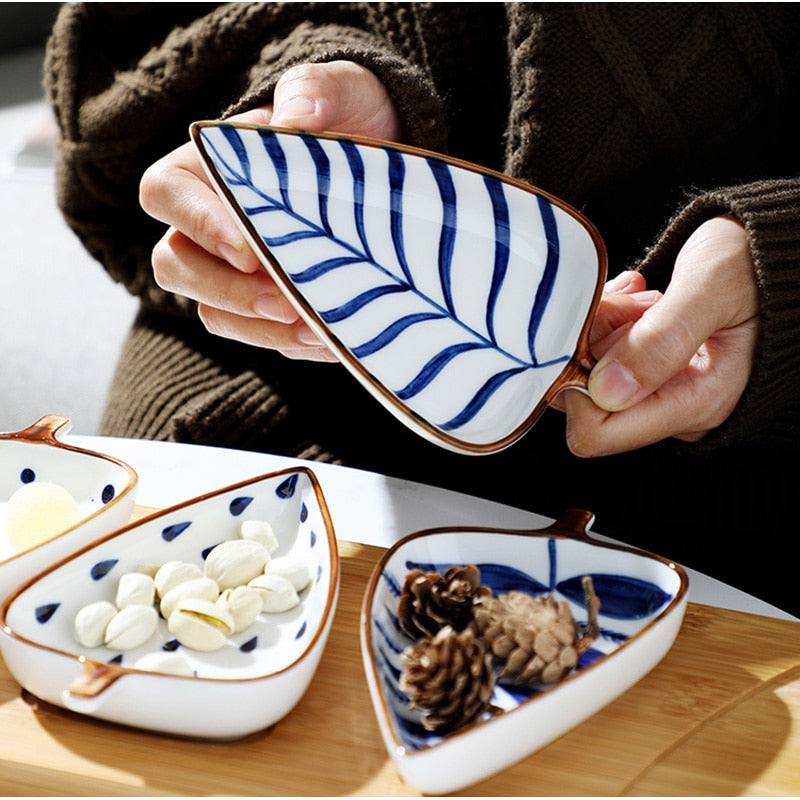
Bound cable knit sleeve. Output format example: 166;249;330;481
636;178;800;449
43;2;450;315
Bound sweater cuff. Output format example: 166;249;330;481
636;179;800;449
222;22;450;153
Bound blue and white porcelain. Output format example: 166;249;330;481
0;467;339;740
360;510;688;794
0;416;138;597
191;122;607;454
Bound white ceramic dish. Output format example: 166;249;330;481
0;416;138;598
191;121;607;455
360;509;689;795
0;466;339;740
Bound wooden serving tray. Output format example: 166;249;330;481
1;514;799;795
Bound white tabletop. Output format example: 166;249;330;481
68;434;797;622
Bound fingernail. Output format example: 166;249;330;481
253;293;295;322
297;324;323;346
274;95;317;123
589;360;640;411
605;271;637;293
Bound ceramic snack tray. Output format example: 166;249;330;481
192;121;607;455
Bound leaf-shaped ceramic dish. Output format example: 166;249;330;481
0;467;339;740
191;122;607;454
360;509;688;795
0;416;138;598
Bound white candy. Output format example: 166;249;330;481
168;598;234;652
159;576;219;620
248;573;299;613
204;539;270;590
105;605;159;650
154;560;203;599
264;556;311;592
115;572;156;608
239;519;279;554
216;586;263;633
134;651;195;677
73;600;117;648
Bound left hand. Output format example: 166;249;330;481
562;215;760;456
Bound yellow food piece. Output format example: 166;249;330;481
4;481;82;552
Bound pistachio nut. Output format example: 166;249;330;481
264;556;311;592
248;573;299;613
168;597;234;652
115;572;156;609
104;604;159;650
204;539;269;590
74;600;118;648
154;560;203;599
216;585;263;633
134;651;195;677
239;519;279;554
159;576;219;620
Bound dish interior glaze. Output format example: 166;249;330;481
192;122;607;454
364;518;687;755
2;469;337;681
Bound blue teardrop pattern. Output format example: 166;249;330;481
300;502;308;522
163;639;180;651
229;496;253;516
295;621;307;640
276;474;298;498
162;521;191;542
240;637;258;653
35;603;59;623
20;467;35;483
90;559;118;580
101;484;116;504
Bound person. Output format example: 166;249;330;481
44;3;800;613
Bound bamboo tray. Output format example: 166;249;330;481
1;515;799;795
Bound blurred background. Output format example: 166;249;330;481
1;3;138;435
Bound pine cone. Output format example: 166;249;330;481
400;625;496;733
397;564;490;639
473;576;600;685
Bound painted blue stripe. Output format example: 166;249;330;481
263;229;326;248
440;364;529;430
257;129;291;210
319;283;409;323
483;175;511;344
388;149;414;286
299;133;333;235
340;139;373;262
218;126;252;183
426;157;457;316
351;312;445;358
290;256;365;283
528;195;561;364
548;537;557;591
396;342;486;400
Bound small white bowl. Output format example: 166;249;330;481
361;509;688;794
0;466;339;739
0;416;138;597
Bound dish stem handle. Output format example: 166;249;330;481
3;415;72;443
540;508;596;540
65;657;126;701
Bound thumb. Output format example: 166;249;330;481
587;289;713;412
270;61;400;140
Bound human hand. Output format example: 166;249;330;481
562;215;760;456
141;61;401;361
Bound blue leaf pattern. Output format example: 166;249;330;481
195;123;603;449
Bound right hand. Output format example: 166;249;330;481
140;61;401;361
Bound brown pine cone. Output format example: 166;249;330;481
397;564;491;639
473;576;600;685
399;625;496;733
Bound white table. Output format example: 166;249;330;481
69;434;797;622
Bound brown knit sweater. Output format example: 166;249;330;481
45;3;800;611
